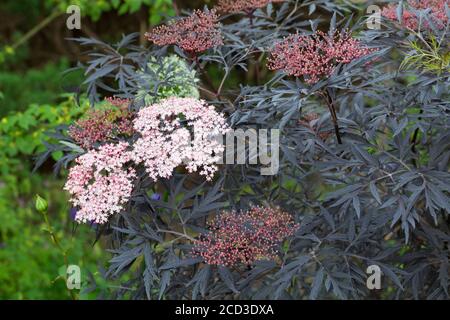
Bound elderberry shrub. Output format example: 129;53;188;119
38;1;450;300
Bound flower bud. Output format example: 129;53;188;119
35;195;48;213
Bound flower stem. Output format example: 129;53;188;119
410;108;423;167
41;210;77;300
322;90;343;144
194;55;219;96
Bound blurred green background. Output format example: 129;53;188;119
0;0;211;299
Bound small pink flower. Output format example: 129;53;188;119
64;142;136;224
145;9;223;54
192;206;298;267
267;30;375;84
105;96;131;108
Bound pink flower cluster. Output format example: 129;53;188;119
132;97;229;181
105;96;131;108
192;206;298;267
64;142;136;224
145;9;223;54
268;30;375;84
65;97;228;224
69;97;134;149
215;0;285;14
382;0;449;30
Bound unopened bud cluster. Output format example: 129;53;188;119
268;30;375;84
192;206;298;267
145;9;223;54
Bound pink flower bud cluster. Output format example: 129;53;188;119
105;96;131;108
268;30;375;84
298;113;332;140
145;10;223;54
192;206;298;267
132;97;229;181
382;0;449;30
69;97;134;150
215;0;285;14
64;142;136;224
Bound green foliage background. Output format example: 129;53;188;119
0;96;108;299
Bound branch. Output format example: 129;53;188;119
320;89;343;144
11;10;62;50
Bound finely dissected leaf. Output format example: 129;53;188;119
159;257;203;271
369;181;382;205
218;266;239;294
310;267;324;300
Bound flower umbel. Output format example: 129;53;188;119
215;0;285;14
192;206;298;267
132;97;229;181
68;97;134;150
268;30;375;84
145;9;223;54
64;142;136;224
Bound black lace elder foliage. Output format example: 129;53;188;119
51;1;450;299
68;33;195;109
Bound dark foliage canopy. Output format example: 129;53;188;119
39;0;450;300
